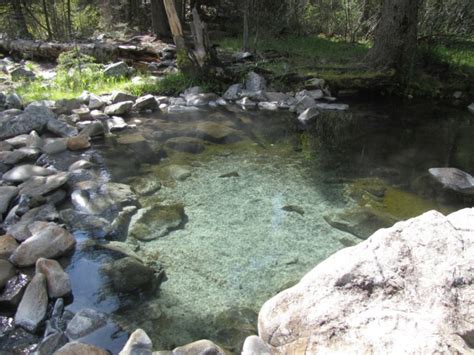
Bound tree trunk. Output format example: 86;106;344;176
11;0;31;39
243;0;249;51
42;0;53;40
163;0;186;50
151;0;171;39
365;0;420;79
66;0;73;39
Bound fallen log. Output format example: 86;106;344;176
0;38;163;63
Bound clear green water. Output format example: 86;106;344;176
66;99;474;353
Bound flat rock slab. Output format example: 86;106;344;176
0;105;54;140
9;222;76;267
3;164;55;182
18;172;69;197
129;204;186;241
165;137;205;154
429;167;474;195
258;209;474;354
104;257;156;293
104;101;134;116
14;273;48;333
65;308;107;340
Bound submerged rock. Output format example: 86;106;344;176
165;137;205;154
258;209;474;354
65;309;107;340
14;273;48;333
104;257;157;293
0;273;30;309
129;204;186;241
323;207;395;240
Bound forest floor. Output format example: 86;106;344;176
217;35;474;99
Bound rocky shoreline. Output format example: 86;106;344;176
1;59;474;354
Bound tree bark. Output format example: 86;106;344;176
42;0;53;40
10;0;31;39
365;0;420;79
151;0;171;39
163;0;186;50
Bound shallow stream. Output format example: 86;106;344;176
37;99;474;352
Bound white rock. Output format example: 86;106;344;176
258;102;279;111
119;328;153;355
315;102;349;111
297;107;320;124
258;209;474;354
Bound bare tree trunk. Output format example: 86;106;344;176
365;0;420;79
66;0;72;39
11;0;31;39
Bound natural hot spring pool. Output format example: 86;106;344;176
10;98;472;353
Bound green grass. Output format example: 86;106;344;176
16;69;221;104
420;39;474;75
218;35;370;76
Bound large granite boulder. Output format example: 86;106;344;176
104;257;156;293
246;71;266;92
257;209;474;354
0;106;55;140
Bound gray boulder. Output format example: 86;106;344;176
47;119;78;138
133;95;158;111
5;93;23;110
258;209;474;354
293;95;316;114
36;258;71;298
429;167;474;195
9;222;76;267
246;71;266;92
55;98;82;115
111;92;137;104
42;138;68;155
36;332;68;355
106;116;128;132
104;61;130;77
14;273;48;333
88;94;106;110
223;84;242;101
104;101;134;116
0;105;54;140
65;308;107;340
79;121;105;137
